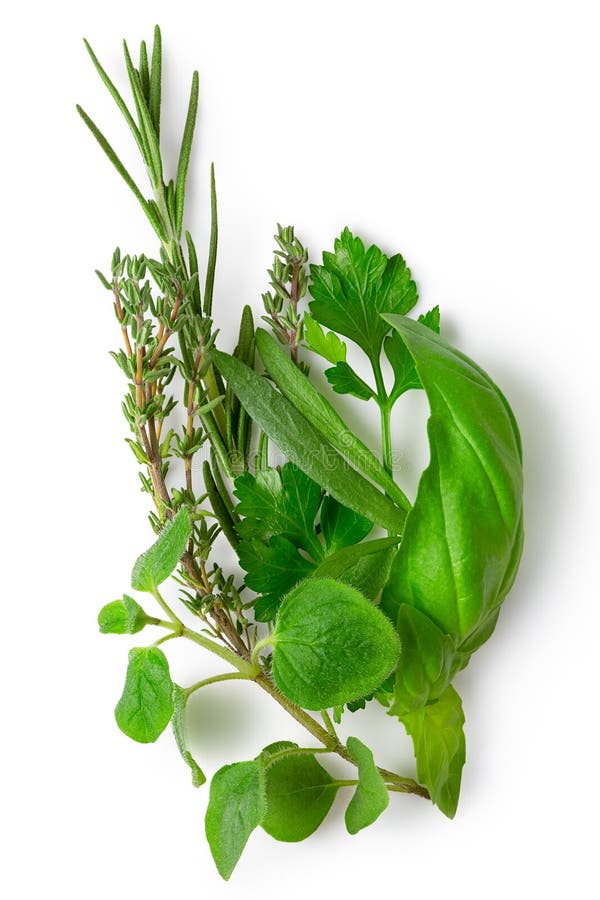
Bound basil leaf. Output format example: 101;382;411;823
309;228;418;363
320;495;373;554
325;361;375;401
171;684;205;787
234;464;323;560
255;328;410;512
270;578;400;710
131;508;191;592
314;537;397;600
304;314;347;364
213;349;406;533
98;594;149;634
260;742;338;842
114;647;174;743
238;535;315;622
345;736;389;834
400;685;466;819
389;605;456;716
205;760;265;880
381;315;523;644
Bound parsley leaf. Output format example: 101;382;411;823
304;314;347;364
238;535;314;622
309;228;418;364
384;306;440;403
325;362;376;401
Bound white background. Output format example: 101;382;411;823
2;1;599;897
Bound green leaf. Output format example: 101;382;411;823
122;40;163;185
389;605;456;716
131;508;191;592
205;760;264;880
270;578;400;710
325;361;375;401
98;594;149;634
304;315;347;364
260;742;338;841
149;25;162;139
175;70;199;238
380;315;523;645
234;464;323;559
203;163;218;317
313;537;399;600
309;228;418;363
345;736;389;834
213;347;407;533
238;535;315;621
82;39;144;157
400;685;466;818
384;306;441;402
171;685;205;787
76;105;163;239
255;328;410;512
114;647;174;743
320;495;372;554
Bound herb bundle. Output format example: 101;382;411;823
79;27;524;880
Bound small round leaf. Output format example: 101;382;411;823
270;578;400;710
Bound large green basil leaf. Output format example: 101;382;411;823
401;685;466;819
381;316;523;645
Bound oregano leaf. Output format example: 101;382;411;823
98;594;150;634
114;647;174;743
131;508;191;592
205;760;265;880
171;685;205;787
270;578;400;710
260;742;338;842
345;736;389;834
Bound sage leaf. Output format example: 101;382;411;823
114;647;174;743
171;685;205;787
98;594;149;634
205;760;265;880
381;315;523;644
345;736;389;834
320;495;373;554
304;314;347;364
325;361;375;401
309;228;418;364
260;742;338;842
401;685;466;819
131;508;191;592
213;349;406;533
255;328;411;512
389;605;456;716
270;578;400;710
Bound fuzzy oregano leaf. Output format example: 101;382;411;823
114;647;174;743
269;578;400;710
345;736;389;834
172;685;205;787
260;742;338;842
131;508;192;592
400;685;466;819
98;594;150;634
205;760;265;880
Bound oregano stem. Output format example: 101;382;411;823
185;671;251;697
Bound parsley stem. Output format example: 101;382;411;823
372;357;393;477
